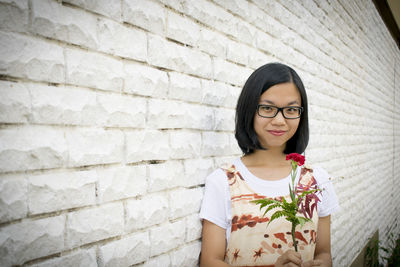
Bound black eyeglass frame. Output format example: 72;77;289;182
256;104;304;119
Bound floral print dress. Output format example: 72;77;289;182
222;165;319;266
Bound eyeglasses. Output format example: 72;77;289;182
257;105;303;119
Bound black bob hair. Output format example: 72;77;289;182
235;62;309;155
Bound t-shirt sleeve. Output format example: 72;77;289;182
313;167;340;217
199;168;230;230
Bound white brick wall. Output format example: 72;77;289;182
0;0;398;266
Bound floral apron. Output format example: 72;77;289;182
222;164;319;266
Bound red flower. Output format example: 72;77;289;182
286;153;305;166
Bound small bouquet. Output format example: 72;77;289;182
252;153;321;251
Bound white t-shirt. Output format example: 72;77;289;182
199;158;340;240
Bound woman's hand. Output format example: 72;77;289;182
302;259;323;266
274;250;302;266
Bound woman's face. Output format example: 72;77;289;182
253;82;302;151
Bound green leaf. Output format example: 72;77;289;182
262;203;282;217
297;216;311;228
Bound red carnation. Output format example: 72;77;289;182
286;153;305;166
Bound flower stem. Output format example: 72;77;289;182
292;223;298;252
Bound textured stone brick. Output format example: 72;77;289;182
66;128;123;167
0;215;65;266
96;92;146;128
226;39;249;65
248;47;274;69
65;48;123;92
237;20;257;46
141;254;170;267
214;107;235;131
125;130;170;163
97;165;146;203
183;158;214;187
126;193;168;231
186;214;202;242
122;0;165;34
184;0;237;38
169;131;201;159
0;126;68;172
0;0;28;33
63;0;121;20
169;187;203;219
148;99;214;130
168;72;202;103
198;27;227;57
66;203;124;248
213;58;252;86
148;161;185;192
170;241;201;267
30;248;97;267
0;80;30;123
97;18;147;61
213;0;249;18
0;175;27;223
124;62;168;97
167;10;200;46
150;220;186;256
31;0;97;49
28;170;96;215
148;35;212;78
30;84;99;126
99;232;150;266
201;80;241;108
201;131;232;156
0;31;64;83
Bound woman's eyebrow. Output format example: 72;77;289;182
260;100;300;105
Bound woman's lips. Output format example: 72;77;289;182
268;130;286;136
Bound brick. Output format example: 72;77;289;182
184;0;237;38
198;27;227;57
0;80;30;123
148;35;212;78
167;10;200;46
148;161;184;192
30;84;99;126
148;99;214;130
97;165;146;203
124;62;168;97
201;80;241;108
31;0;97;49
65;48;123;92
122;0;165;34
237;21;257;46
30;248;97;267
125;130;170;163
0;0;28;33
201;131;232;156
170;241;201;267
126;193;168;231
0;126;68;172
169;131;201;159
169;187;203;219
141;254;170;267
214;107;235;131
0;175;27;223
96;92;146;128
97;18;147;61
183;158;214;187
28;170;96;215
0;215;65;266
213;0;249;18
63;0;121;20
66;128;123;167
186;214;202;242
226;39;249;65
66;202;124;248
99;232;150;266
213;58;252;86
150;220;186;256
248;47;274;69
168;72;202;103
0;31;64;83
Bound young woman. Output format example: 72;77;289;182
199;63;339;266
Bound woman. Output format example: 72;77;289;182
199;63;339;266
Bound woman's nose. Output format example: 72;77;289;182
271;110;286;124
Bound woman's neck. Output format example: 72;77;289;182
242;148;288;167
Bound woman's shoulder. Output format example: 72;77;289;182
205;158;241;186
